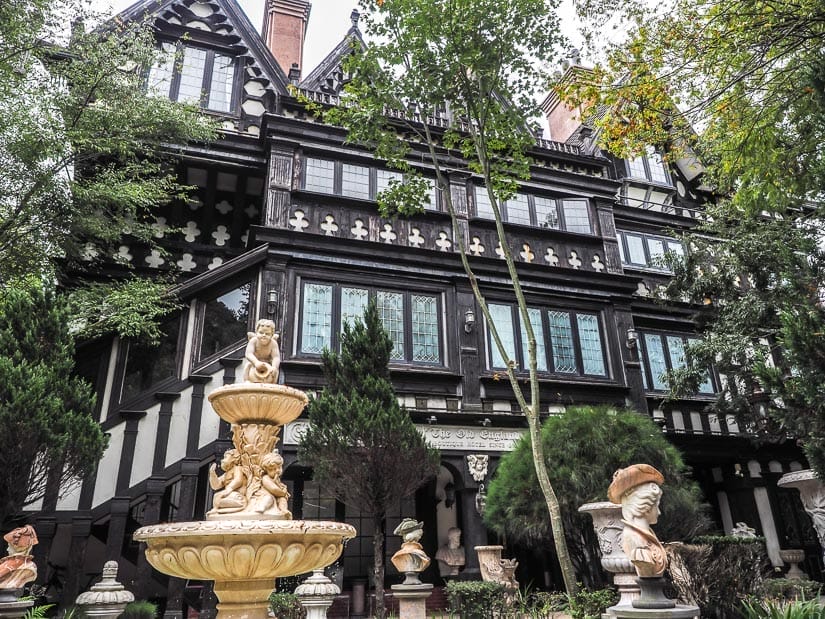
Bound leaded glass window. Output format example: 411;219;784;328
177;46;208;104
641;332;716;394
342;163;370;199
376;169;402;194
341;287;368;330
304;158;335;193
422;178;438;210
475;186;495;219
376;291;405;360
147;42;176;97
577;314;606;375
548;311;576;373
122;314;181;402
301;283;333;353
488;304;516;369
208;53;234;112
643;333;669;390
625;146;672;185
199;283;250;360
147;43;236;112
561;200;591;234
535;196;560;229
507;193;531;226
412;295;439;362
617;230;684;271
520;308;547;372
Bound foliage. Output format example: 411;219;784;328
298;301;439;619
759;579;822;603
511;590;569;618
0;0;216;281
23;604;54;619
484;406;709;586
0;280;107;526
742;598;825;619
119;601;158;619
568;587;619;619
303;0;579;594
667;537;771;619
445;581;507;618
267;592;305;619
560;0;825;473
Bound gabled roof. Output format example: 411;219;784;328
113;0;289;96
299;9;366;94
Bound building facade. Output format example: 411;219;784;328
25;0;821;613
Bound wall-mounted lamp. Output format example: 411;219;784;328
464;308;476;333
480;417;491;427
266;289;279;316
427;415;438;425
625;327;639;350
475;482;487;515
734;463;744;478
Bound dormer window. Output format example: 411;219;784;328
626;146;671;185
148;42;236;113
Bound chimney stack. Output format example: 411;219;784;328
263;0;312;77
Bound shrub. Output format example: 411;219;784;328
268;592;305;619
119;601;157;619
742;598;825;619
667;537;771;619
759;579;822;602
510;589;569;618
568;587;619;619
445;581;507;618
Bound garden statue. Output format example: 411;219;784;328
435;527;465;577
730;522;758;538
0;526;38;591
390;519;430;585
608;464;674;610
243;319;281;383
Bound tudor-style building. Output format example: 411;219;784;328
26;0;820;614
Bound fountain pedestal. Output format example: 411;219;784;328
134;382;356;619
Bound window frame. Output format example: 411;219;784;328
616;230;684;272
638;331;716;395
300;157;442;211
193;279;255;368
485;303;609;378
473;186;594;235
147;39;239;113
297;280;444;366
625;147;672;186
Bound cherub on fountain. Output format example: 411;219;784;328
243;319;281;384
208;448;247;514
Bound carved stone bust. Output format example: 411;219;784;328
435;527;465;577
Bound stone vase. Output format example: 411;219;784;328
578;502;640;608
475;545;503;583
778;470;825;560
778;549;807;580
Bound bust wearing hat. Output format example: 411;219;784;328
608;464;667;578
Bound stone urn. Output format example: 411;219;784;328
778;549;807;580
75;561;134;619
579;502;640;608
778;470;825;559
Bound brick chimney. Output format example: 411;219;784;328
263;0;312;77
541;58;591;143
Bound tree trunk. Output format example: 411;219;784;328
373;514;385;619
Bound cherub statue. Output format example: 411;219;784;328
243;319;281;384
608;464;667;578
248;452;291;518
208;449;247;514
0;525;38;590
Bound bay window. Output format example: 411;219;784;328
640;332;715;394
474;187;593;234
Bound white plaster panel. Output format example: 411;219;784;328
748;460;762;478
754;486;782;566
716;490;734;534
768;461;783;473
130;403;161;488
690;412;703;433
671;411;685;431
491;401;511;413
55;476;82;511
199;373;224;449
427;397;447;410
98;340;120;423
166;386;194;468
244;80;266;97
708;414;722;434
93;425;125;508
726;415;740;434
242;100;266;117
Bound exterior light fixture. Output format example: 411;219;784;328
626;327;639;349
464;308;476;333
427;415;438;425
266;289;279;316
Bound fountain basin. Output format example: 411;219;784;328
134;520;355;619
208;383;308;426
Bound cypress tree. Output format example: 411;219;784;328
299;300;439;619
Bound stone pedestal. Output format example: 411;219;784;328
778;470;825;560
295;570;340;619
0;591;32;619
610;605;700;619
579;502;641;610
75;561;135;619
390;583;433;619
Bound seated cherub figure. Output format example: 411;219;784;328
208;449;247;514
243;319;281;384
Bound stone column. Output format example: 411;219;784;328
295;569;340;619
778;469;825;560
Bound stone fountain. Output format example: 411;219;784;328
134;320;356;619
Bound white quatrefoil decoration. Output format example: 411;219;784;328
207;257;223;270
435;231;452;251
151;217;168;239
520;243;535;263
591;254;605;272
215;200;233;215
568;251;582;269
379;223;397;244
115;245;133;263
145;250;165;269
469;236;485;256
408;227;425;248
544;247;559;266
320;215;339;236
289;210;310;231
176;253;197;272
495;243;505;259
211;225;230;246
635;282;651;297
183;221;201;242
351;219;368;240
244;204;259;219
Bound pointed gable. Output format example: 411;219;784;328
114;0;289;137
299;9;366;95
